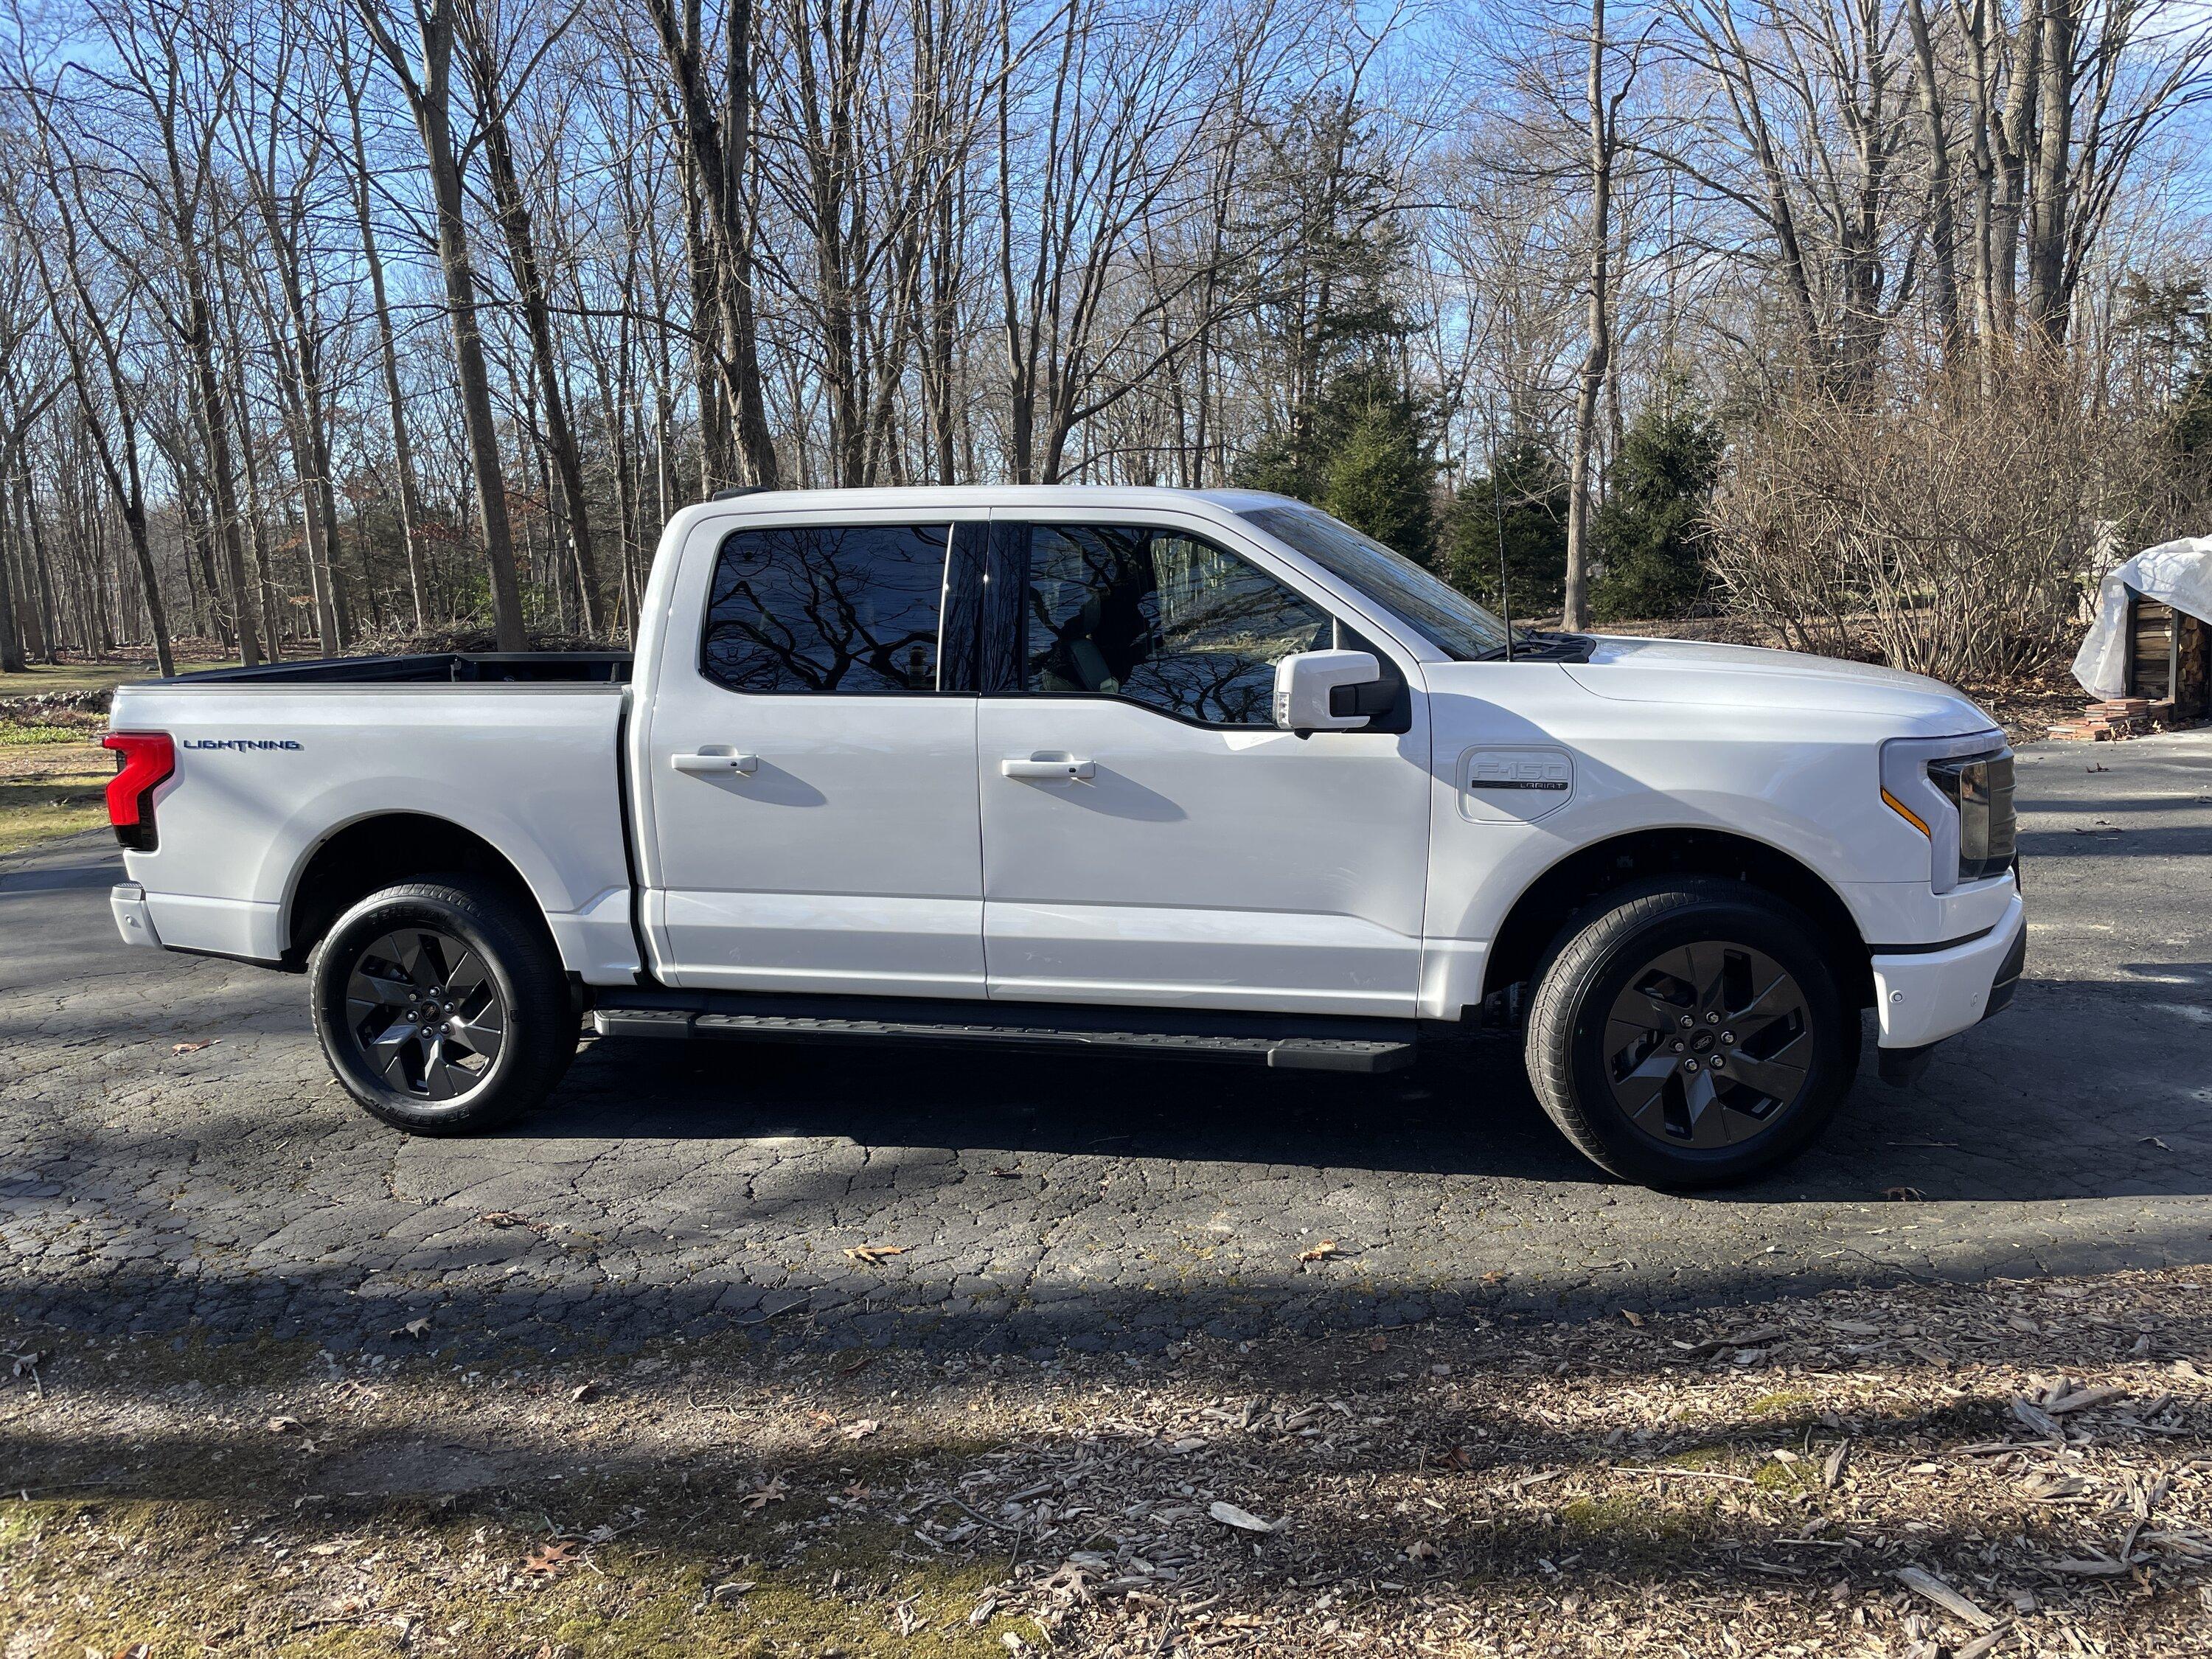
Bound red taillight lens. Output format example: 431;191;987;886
102;731;175;852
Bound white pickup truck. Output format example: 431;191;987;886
102;487;2023;1186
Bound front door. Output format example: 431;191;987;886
978;517;1432;1017
640;512;987;997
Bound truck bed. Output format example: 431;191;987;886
107;667;639;982
160;651;633;686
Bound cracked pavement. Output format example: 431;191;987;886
3;733;2210;1360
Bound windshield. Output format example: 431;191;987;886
1240;504;1523;661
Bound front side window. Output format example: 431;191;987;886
1022;524;1330;725
703;523;950;694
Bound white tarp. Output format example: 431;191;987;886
2071;535;2212;700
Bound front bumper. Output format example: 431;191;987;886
111;883;164;950
1870;888;2026;1050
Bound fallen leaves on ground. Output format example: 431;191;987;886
843;1244;908;1266
521;1541;576;1577
1207;1500;1281;1534
740;1475;787;1512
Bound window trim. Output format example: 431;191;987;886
695;519;970;698
984;518;1404;734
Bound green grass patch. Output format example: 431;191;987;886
0;722;86;746
0;656;241;699
1745;1390;1817;1419
0;772;109;856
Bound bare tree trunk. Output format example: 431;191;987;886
2025;0;2076;344
0;493;24;673
1907;0;1963;357
1563;0;1614;634
338;31;431;631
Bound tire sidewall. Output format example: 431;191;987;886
310;885;547;1134
1554;891;1852;1187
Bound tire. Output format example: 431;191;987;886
309;876;578;1136
1523;879;1857;1189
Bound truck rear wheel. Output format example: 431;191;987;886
310;877;578;1135
1523;880;1857;1189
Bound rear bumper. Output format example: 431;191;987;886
1870;888;2026;1050
110;883;163;950
110;883;282;961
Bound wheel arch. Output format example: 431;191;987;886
1479;827;1874;1012
283;813;546;968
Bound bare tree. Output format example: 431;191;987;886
352;0;529;650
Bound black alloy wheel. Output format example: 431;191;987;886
1602;941;1812;1151
343;927;508;1103
310;877;577;1135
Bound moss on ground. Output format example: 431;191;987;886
0;1490;1023;1658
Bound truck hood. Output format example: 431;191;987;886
1555;635;1998;734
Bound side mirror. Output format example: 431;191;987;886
1273;649;1380;733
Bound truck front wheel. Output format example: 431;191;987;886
1523;880;1858;1189
310;877;578;1135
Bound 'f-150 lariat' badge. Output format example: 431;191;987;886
1458;747;1573;822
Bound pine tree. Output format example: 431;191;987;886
1443;440;1569;616
1590;386;1724;622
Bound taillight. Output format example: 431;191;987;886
102;731;175;852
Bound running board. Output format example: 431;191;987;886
589;997;1416;1074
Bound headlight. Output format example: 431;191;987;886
1880;733;2016;892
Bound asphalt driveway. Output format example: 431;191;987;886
3;732;2209;1360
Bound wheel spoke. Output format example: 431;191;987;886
445;950;490;1000
1610;1048;1677;1119
1678;1066;1727;1144
1728;970;1806;1037
449;1006;504;1060
1724;1050;1806;1103
418;1036;460;1101
366;1017;422;1088
349;964;416;1009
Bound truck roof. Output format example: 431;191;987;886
683;484;1298;515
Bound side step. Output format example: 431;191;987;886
589;995;1416;1074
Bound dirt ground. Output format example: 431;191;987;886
4;1267;2207;1658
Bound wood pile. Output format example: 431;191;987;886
2046;697;2162;740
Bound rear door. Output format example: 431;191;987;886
976;514;1432;1016
639;509;987;997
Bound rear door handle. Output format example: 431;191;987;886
672;751;759;775
1001;754;1093;782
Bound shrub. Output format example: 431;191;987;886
1705;354;2154;683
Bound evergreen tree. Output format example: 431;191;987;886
1591;386;1724;622
1235;366;1439;565
1442;439;1568;617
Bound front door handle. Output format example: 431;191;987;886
672;751;759;776
1001;753;1093;782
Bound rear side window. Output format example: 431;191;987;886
703;524;950;694
1022;524;1330;725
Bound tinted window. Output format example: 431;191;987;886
703;524;949;694
1022;525;1330;725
